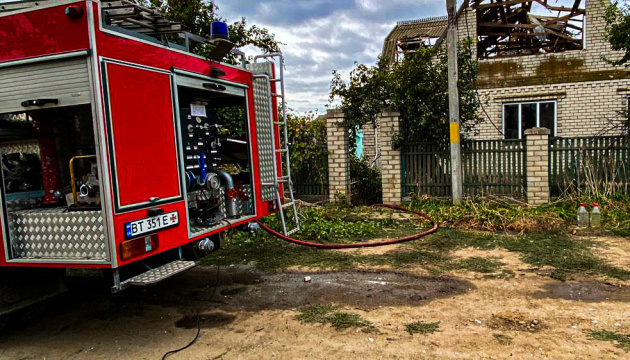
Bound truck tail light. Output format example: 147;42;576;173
120;235;159;261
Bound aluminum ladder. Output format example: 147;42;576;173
253;53;300;236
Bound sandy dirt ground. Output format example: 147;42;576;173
1;238;630;360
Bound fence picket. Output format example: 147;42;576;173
548;136;630;196
401;138;527;198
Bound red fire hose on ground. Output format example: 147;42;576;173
255;204;438;249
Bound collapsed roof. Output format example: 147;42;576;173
473;0;585;58
382;0;585;62
382;17;448;63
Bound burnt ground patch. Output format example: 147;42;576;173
533;281;630;302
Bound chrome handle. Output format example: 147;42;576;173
149;197;160;202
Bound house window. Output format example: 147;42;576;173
503;101;556;139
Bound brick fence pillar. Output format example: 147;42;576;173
525;127;550;205
379;112;401;204
326;109;350;202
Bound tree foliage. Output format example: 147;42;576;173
604;1;630;66
286;112;328;186
603;1;630;133
137;0;280;62
330;40;483;146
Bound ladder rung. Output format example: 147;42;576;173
282;201;294;208
272;93;283;98
271;78;282;82
286;228;300;236
274;122;285;125
261;182;276;186
276;149;288;153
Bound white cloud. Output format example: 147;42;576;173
220;0;446;113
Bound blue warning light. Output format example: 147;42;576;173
210;21;230;40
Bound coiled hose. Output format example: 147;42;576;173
256;204;438;249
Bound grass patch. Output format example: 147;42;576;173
296;304;373;331
406;195;630;235
201;227;630;280
296;304;338;324
325;312;373;330
589;330;630;350
405;321;440;335
200;202;630;281
493;333;513;345
453;257;503;273
484;269;516;279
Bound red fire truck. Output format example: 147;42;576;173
0;0;299;318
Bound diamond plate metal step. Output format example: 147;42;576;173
123;260;196;287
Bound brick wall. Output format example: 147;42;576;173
360;122;381;169
450;0;630;140
326;109;350;201
474;78;630;139
457;0;623;79
379;112;402;204
525;128;551;205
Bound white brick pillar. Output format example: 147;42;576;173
326;109;350;202
525;127;550;206
379;112;401;204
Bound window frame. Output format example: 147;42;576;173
502;100;558;139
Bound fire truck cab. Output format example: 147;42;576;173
0;0;298;318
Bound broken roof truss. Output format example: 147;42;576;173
473;0;585;58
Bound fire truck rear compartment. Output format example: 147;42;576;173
0;104;108;262
175;83;255;237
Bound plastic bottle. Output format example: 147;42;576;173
590;203;601;228
577;203;589;228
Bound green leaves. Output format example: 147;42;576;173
135;0;280;63
604;1;630;67
286;112;328;185
329;40;483;144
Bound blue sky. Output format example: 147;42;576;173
218;0;449;113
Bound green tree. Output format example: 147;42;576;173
137;0;281;62
286;112;328;188
330;40;482;146
329;58;391;146
604;1;630;66
603;1;630;133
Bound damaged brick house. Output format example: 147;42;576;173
382;0;630;140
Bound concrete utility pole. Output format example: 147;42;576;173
446;0;463;204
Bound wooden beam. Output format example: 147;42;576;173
482;31;548;37
544;27;582;42
478;22;537;28
533;0;578;12
474;0;532;9
570;0;582;15
497;0;509;24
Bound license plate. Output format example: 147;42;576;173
124;211;179;239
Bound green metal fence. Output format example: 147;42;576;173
549;136;630;196
401;142;451;197
293;182;328;196
402;139;527;198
